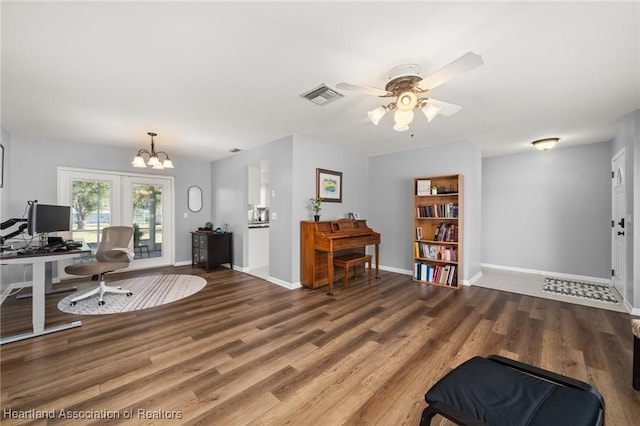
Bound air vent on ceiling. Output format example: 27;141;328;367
300;84;344;106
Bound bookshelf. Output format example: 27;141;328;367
413;174;462;289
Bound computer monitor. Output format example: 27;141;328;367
27;203;72;235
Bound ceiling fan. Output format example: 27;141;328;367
337;52;483;132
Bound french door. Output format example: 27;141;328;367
58;167;174;271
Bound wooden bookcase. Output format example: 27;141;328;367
413;174;462;289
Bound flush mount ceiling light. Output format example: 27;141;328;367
337;52;483;132
132;132;174;169
532;137;560;151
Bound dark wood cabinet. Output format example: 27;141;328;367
191;232;233;272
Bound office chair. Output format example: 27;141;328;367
65;226;135;306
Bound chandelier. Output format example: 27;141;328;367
132;132;174;169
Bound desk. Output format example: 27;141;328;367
0;249;89;344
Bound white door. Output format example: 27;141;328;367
123;175;174;268
59;167;174;271
611;149;626;298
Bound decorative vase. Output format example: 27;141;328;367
314;215;320;222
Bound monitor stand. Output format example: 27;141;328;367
16;261;77;299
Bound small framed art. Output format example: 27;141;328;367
316;168;342;203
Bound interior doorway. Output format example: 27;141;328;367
247;160;270;279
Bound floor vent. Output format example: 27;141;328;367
300;84;343;106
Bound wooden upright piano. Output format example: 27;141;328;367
300;219;380;290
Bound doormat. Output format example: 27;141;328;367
542;277;619;304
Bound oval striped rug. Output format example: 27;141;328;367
57;274;206;315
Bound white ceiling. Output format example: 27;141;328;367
2;1;639;162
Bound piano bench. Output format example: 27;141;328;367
333;254;372;291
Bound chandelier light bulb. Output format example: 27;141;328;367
396;91;418;111
367;106;387;125
394;109;414;126
132;155;147;168
421;102;441;122
147;155;161;167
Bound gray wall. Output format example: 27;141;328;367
210;134;370;286
482;141;612;278
612;109;639;311
368;140;483;283
210;135;294;283
291;135;370;284
1;125;11;222
2;133;212;264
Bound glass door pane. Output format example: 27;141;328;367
132;183;163;258
123;175;173;268
70;180;111;250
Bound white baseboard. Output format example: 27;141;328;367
465;270;483;287
480;263;611;285
379;265;412;275
268;276;302;290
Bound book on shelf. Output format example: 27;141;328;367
415;242;457;261
433;223;458;242
413;262;457;286
415;203;458;218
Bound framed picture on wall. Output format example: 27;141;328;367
348;212;355;220
316;168;342;202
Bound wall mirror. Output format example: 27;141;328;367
188;186;203;212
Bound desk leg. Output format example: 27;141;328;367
32;262;45;334
375;244;380;278
327;252;334;296
1;263;82;345
16;261;77;300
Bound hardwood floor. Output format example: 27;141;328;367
1;265;639;425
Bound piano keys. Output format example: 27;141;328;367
300;219;380;292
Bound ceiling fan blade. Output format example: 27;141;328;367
336;82;389;97
420;52;483;90
425;98;462;116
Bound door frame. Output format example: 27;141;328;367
611;148;626;301
58;166;175;272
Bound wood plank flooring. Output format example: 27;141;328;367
1;265;639;425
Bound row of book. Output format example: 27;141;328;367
414;242;457;261
433;223;458;242
415;203;459;218
414;262;457;286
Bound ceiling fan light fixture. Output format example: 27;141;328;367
393;123;410;132
394;108;414;126
367;106;387;125
396;91;417;111
532;137;560;151
421;102;441;122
